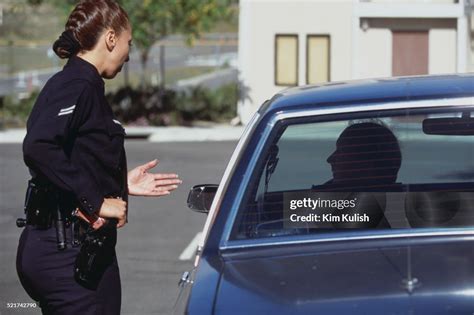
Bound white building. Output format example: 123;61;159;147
238;0;473;124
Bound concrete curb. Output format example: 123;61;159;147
0;125;245;144
147;126;245;142
0;129;26;143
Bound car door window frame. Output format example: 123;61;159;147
219;97;474;250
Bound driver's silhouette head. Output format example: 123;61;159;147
327;122;401;186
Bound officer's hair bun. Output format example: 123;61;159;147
52;0;129;59
53;29;81;59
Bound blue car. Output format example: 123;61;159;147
175;74;474;314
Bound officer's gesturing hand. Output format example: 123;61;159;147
79;156;182;230
98;198;127;227
128;159;182;197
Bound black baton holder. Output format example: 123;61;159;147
55;201;67;251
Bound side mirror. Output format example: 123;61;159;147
187;184;218;214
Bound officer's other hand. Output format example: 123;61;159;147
127;159;182;197
75;208;107;230
98;198;127;227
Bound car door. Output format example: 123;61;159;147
214;101;474;314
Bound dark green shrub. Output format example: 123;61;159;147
107;86;178;125
2;90;40;127
175;83;238;122
107;83;238;125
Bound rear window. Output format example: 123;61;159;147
231;107;474;240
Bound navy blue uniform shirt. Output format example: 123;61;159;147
23;56;128;215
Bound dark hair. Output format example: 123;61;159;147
53;0;129;59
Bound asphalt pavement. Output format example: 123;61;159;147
0;140;238;315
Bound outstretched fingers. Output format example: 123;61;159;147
153;173;179;180
141;159;159;172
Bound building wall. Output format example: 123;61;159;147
471;13;474;71
238;0;468;123
362;0;457;3
430;28;457;74
356;28;392;79
356;18;457;79
238;0;353;123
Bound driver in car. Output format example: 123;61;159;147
312;122;402;228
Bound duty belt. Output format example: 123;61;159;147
16;180;86;249
17;180;119;289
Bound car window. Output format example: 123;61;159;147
231;107;474;240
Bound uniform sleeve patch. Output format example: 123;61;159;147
58;105;76;116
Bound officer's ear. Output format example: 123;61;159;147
104;29;117;52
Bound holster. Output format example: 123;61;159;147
74;219;117;289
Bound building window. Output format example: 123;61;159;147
306;35;330;84
275;34;298;86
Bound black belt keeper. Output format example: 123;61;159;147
71;219;82;247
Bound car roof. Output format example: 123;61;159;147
261;74;474;115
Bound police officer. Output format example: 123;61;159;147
16;1;182;314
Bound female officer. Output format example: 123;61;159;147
16;0;182;314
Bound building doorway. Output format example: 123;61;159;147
392;31;428;76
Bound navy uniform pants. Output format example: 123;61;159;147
16;225;121;315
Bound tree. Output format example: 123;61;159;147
33;0;235;88
118;0;234;88
0;0;64;42
27;0;75;12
